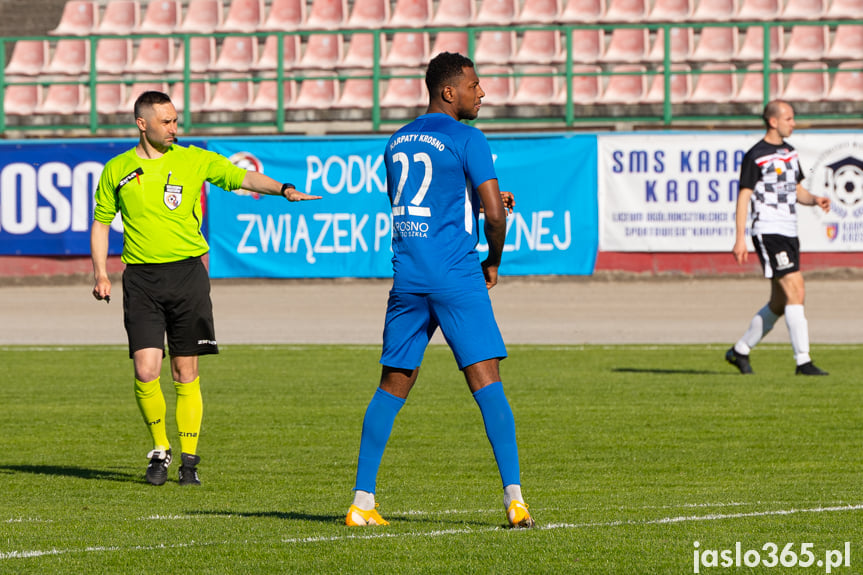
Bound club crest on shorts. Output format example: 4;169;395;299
164;184;183;210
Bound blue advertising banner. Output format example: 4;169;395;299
206;133;598;278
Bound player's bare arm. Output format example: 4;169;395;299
479;191;515;215
732;187;753;265
478;178;506;289
90;220;112;303
241;170;323;201
796;183;831;213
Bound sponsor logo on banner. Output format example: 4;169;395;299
804;140;863;248
228;151;264;199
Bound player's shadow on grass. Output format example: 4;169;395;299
0;464;140;483
188;509;431;526
612;367;728;375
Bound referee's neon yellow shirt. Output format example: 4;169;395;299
93;144;246;264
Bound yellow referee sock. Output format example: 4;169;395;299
134;378;170;451
174;377;203;455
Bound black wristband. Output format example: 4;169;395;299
280;183;295;198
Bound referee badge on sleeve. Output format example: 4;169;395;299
164;183;183;210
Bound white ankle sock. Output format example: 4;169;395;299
352;490;375;511
503;484;524;509
785;304;811;365
736;304;780;355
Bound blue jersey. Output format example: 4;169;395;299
385;113;497;293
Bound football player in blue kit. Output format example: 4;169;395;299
345;52;534;529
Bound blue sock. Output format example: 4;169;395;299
473;382;521;488
354;387;405;493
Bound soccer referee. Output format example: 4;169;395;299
90;91;320;486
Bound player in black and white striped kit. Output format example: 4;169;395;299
726;100;831;376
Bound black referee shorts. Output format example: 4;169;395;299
752;233;800;279
122;256;218;359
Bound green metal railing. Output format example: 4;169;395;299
1;20;861;136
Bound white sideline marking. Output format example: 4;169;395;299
4;503;862;560
3;518;52;524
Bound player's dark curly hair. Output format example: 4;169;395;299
134;91;172;119
425;52;475;95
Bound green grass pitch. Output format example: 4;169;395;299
2;344;862;574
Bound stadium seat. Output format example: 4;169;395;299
555;64;602;105
430;31;469;57
253;34;301;71
688;26;738;62
333;75;374;108
139;0;182;33
734;63;782;102
382;32;430;68
44;39;89;75
94;83;125;114
781;62;828;101
303;0;348;30
690;0;736;20
346;0;389;29
644;64;691;102
735;0;780;20
218;0;264;32
474;0;518;25
826;25;863;60
5;40;48;76
37;84;85;115
247;80;296;109
339;33;378;69
518;0;561;23
780;25;829;61
49;1;97;35
261;0;305;31
169;36;217;73
124;82;169;109
687;63;736;102
604;0;647;22
290;73;339;109
4;85;42;115
560;29;604;63
389;0;433;27
477;66;514;106
296;34;343;69
601;64;647;103
210;36;259;72
557;0;605;22
825;0;863;18
825;61;863;101
646;27;693;62
647;0;692;20
735;25;783;61
95;1;140;35
474;30;516;65
128;37;174;74
779;0;825;18
169;80;210;113
95;38;133;75
510;66;558;105
602;28;649;63
513;30;560;65
431;0;475;26
381;68;426;107
178;0;223;33
205;78;253;111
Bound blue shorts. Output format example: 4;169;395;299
380;288;507;371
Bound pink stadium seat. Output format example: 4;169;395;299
169;81;210;112
690;0;736;20
49;1;97;36
178;0;223;33
139;1;182;33
431;32;469;57
210;36;259;72
556;65;602;105
124;82;169;109
346;0;389;28
381;69;426;107
44;39;89;75
303;0;348;30
602;28;649;63
333;76;374;108
781;25;829;61
218;0;264;32
95;83;125;114
5;40;48;76
735;25;783;61
95;38;133;75
477;66;514;106
780;0;826;18
687;63;736;102
254;35;301;71
561;29;604;63
382;32;430;68
296;34;343;69
646;27;693;62
518;0;560;23
827;25;863;60
557;0;605;23
734;63;782;102
510;66;558;105
95;1;140;35
261;0;305;31
169;36;217;73
604;0;646;22
782;62;828;102
389;0;433;27
601;64;647;103
290;73;339;109
735;0;780;20
37;84;85;115
128;37;174;74
474;30;516;65
826;61;863;101
647;0;691;20
339;33;378;69
431;0;475;26
825;0;863;18
513;30;560;65
4;85;42;115
644;64;691;102
688;27;738;62
474;0;518;25
247;80;296;109
205;79;253;111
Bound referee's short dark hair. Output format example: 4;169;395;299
426;52;475;95
134;91;172;119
